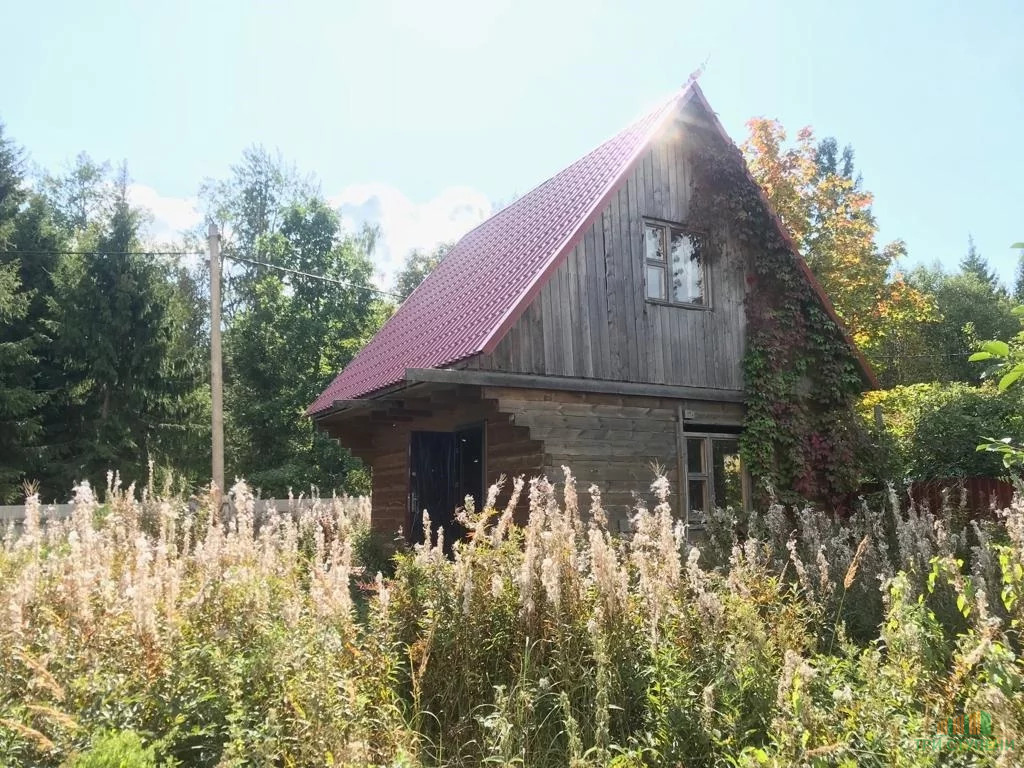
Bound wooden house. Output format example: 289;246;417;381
308;79;876;540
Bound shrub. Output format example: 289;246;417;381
862;382;1024;480
69;730;156;768
1;469;1023;766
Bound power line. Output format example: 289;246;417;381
1;248;402;299
224;253;402;299
1;249;203;257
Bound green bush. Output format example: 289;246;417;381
2;472;1024;766
862;382;1024;480
68;731;155;768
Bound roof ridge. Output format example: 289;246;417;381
308;83;699;413
309;73;875;413
477;82;698;354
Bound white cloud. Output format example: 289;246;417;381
123;180;493;289
127;183;202;243
329;184;492;287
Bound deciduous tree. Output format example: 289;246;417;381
394;242;451;301
743;120;934;380
204;150;385;495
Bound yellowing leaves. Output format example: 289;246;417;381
743;120;933;376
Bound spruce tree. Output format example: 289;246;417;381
45;166;183;491
960;234;1000;291
1014;248;1024;303
0;123;47;499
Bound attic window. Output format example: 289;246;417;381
644;221;707;307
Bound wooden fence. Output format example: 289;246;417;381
0;498;335;529
906;477;1016;517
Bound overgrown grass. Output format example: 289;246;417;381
2;470;1023;766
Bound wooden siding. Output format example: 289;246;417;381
323;384;744;536
469;117;747;392
332;389;544;537
484;387;744;528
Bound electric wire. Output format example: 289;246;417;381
0;249;402;299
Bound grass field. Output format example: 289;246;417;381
1;470;1022;766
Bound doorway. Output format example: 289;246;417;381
409;424;484;548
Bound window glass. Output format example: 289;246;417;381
669;231;704;305
644;224;665;262
688;479;707;519
646;264;666;300
686;438;704;474
712;439;743;510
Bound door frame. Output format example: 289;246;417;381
406;421;487;544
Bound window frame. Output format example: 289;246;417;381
642;218;711;309
681;432;749;529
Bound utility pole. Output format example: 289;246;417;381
208;222;225;502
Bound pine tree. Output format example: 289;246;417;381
0;264;43;500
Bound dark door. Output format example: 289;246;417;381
409;425;484;549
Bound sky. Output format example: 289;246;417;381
1;0;1021;287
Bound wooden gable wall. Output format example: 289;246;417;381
466;108;747;392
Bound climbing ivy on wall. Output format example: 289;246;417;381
686;130;873;511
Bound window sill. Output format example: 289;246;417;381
645;298;711;311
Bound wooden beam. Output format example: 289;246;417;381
371;412;416;423
407;368;745;403
311;398;376;422
675;405;687;528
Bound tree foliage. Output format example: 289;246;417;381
890;257;1021;385
0;124;390;500
42;166;207;492
862;383;1024;480
960;234;1000;290
203;148;386;495
0;132;209;499
394;242;451;301
0;124;42;500
743;120;934;379
690;131;873;511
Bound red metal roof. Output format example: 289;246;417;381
308;83;695;414
309;80;876;416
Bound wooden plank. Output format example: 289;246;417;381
675;405;687;526
668;130;680;223
545;443;675;459
650;144;664;219
502;401;679;421
625;170;648;383
634;159;663;384
678;130;691;220
658;135;672;222
572;244;594;378
643;150;655;220
546;461;669;485
602;208;626;378
509;414;683;432
529;298;546;374
558;256;575;376
510;427;675;444
617;186;641;381
587;220;611;378
541;273;556;375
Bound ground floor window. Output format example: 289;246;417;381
408;424;484;548
683;433;746;527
